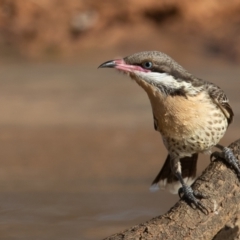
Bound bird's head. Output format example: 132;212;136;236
98;51;203;96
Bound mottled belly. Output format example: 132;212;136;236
150;92;228;155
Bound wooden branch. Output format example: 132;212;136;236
103;138;240;240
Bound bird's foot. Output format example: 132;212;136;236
211;147;240;178
178;184;208;214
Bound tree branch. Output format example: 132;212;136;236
103;138;240;240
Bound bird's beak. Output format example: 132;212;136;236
98;59;150;73
98;60;117;69
98;59;124;69
98;59;133;72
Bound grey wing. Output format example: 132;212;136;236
206;83;234;125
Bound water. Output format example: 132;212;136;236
0;63;239;239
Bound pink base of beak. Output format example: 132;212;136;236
114;59;150;73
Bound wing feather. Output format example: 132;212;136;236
206;83;234;125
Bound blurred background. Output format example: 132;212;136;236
0;0;239;239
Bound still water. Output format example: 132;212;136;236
0;63;238;239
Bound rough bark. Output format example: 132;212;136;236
103;138;240;240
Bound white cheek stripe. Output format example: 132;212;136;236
139;72;176;85
134;71;197;94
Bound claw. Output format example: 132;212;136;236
178;185;209;214
210;151;223;162
212;146;240;179
193;190;208;199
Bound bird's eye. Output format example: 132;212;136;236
143;61;153;69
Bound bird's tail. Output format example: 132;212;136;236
150;153;198;194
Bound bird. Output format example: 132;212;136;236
98;51;239;211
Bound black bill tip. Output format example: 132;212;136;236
98;60;116;69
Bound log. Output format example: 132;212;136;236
103;138;240;240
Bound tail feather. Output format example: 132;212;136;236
150;153;198;194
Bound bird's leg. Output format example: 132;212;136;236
171;157;208;214
211;144;240;178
